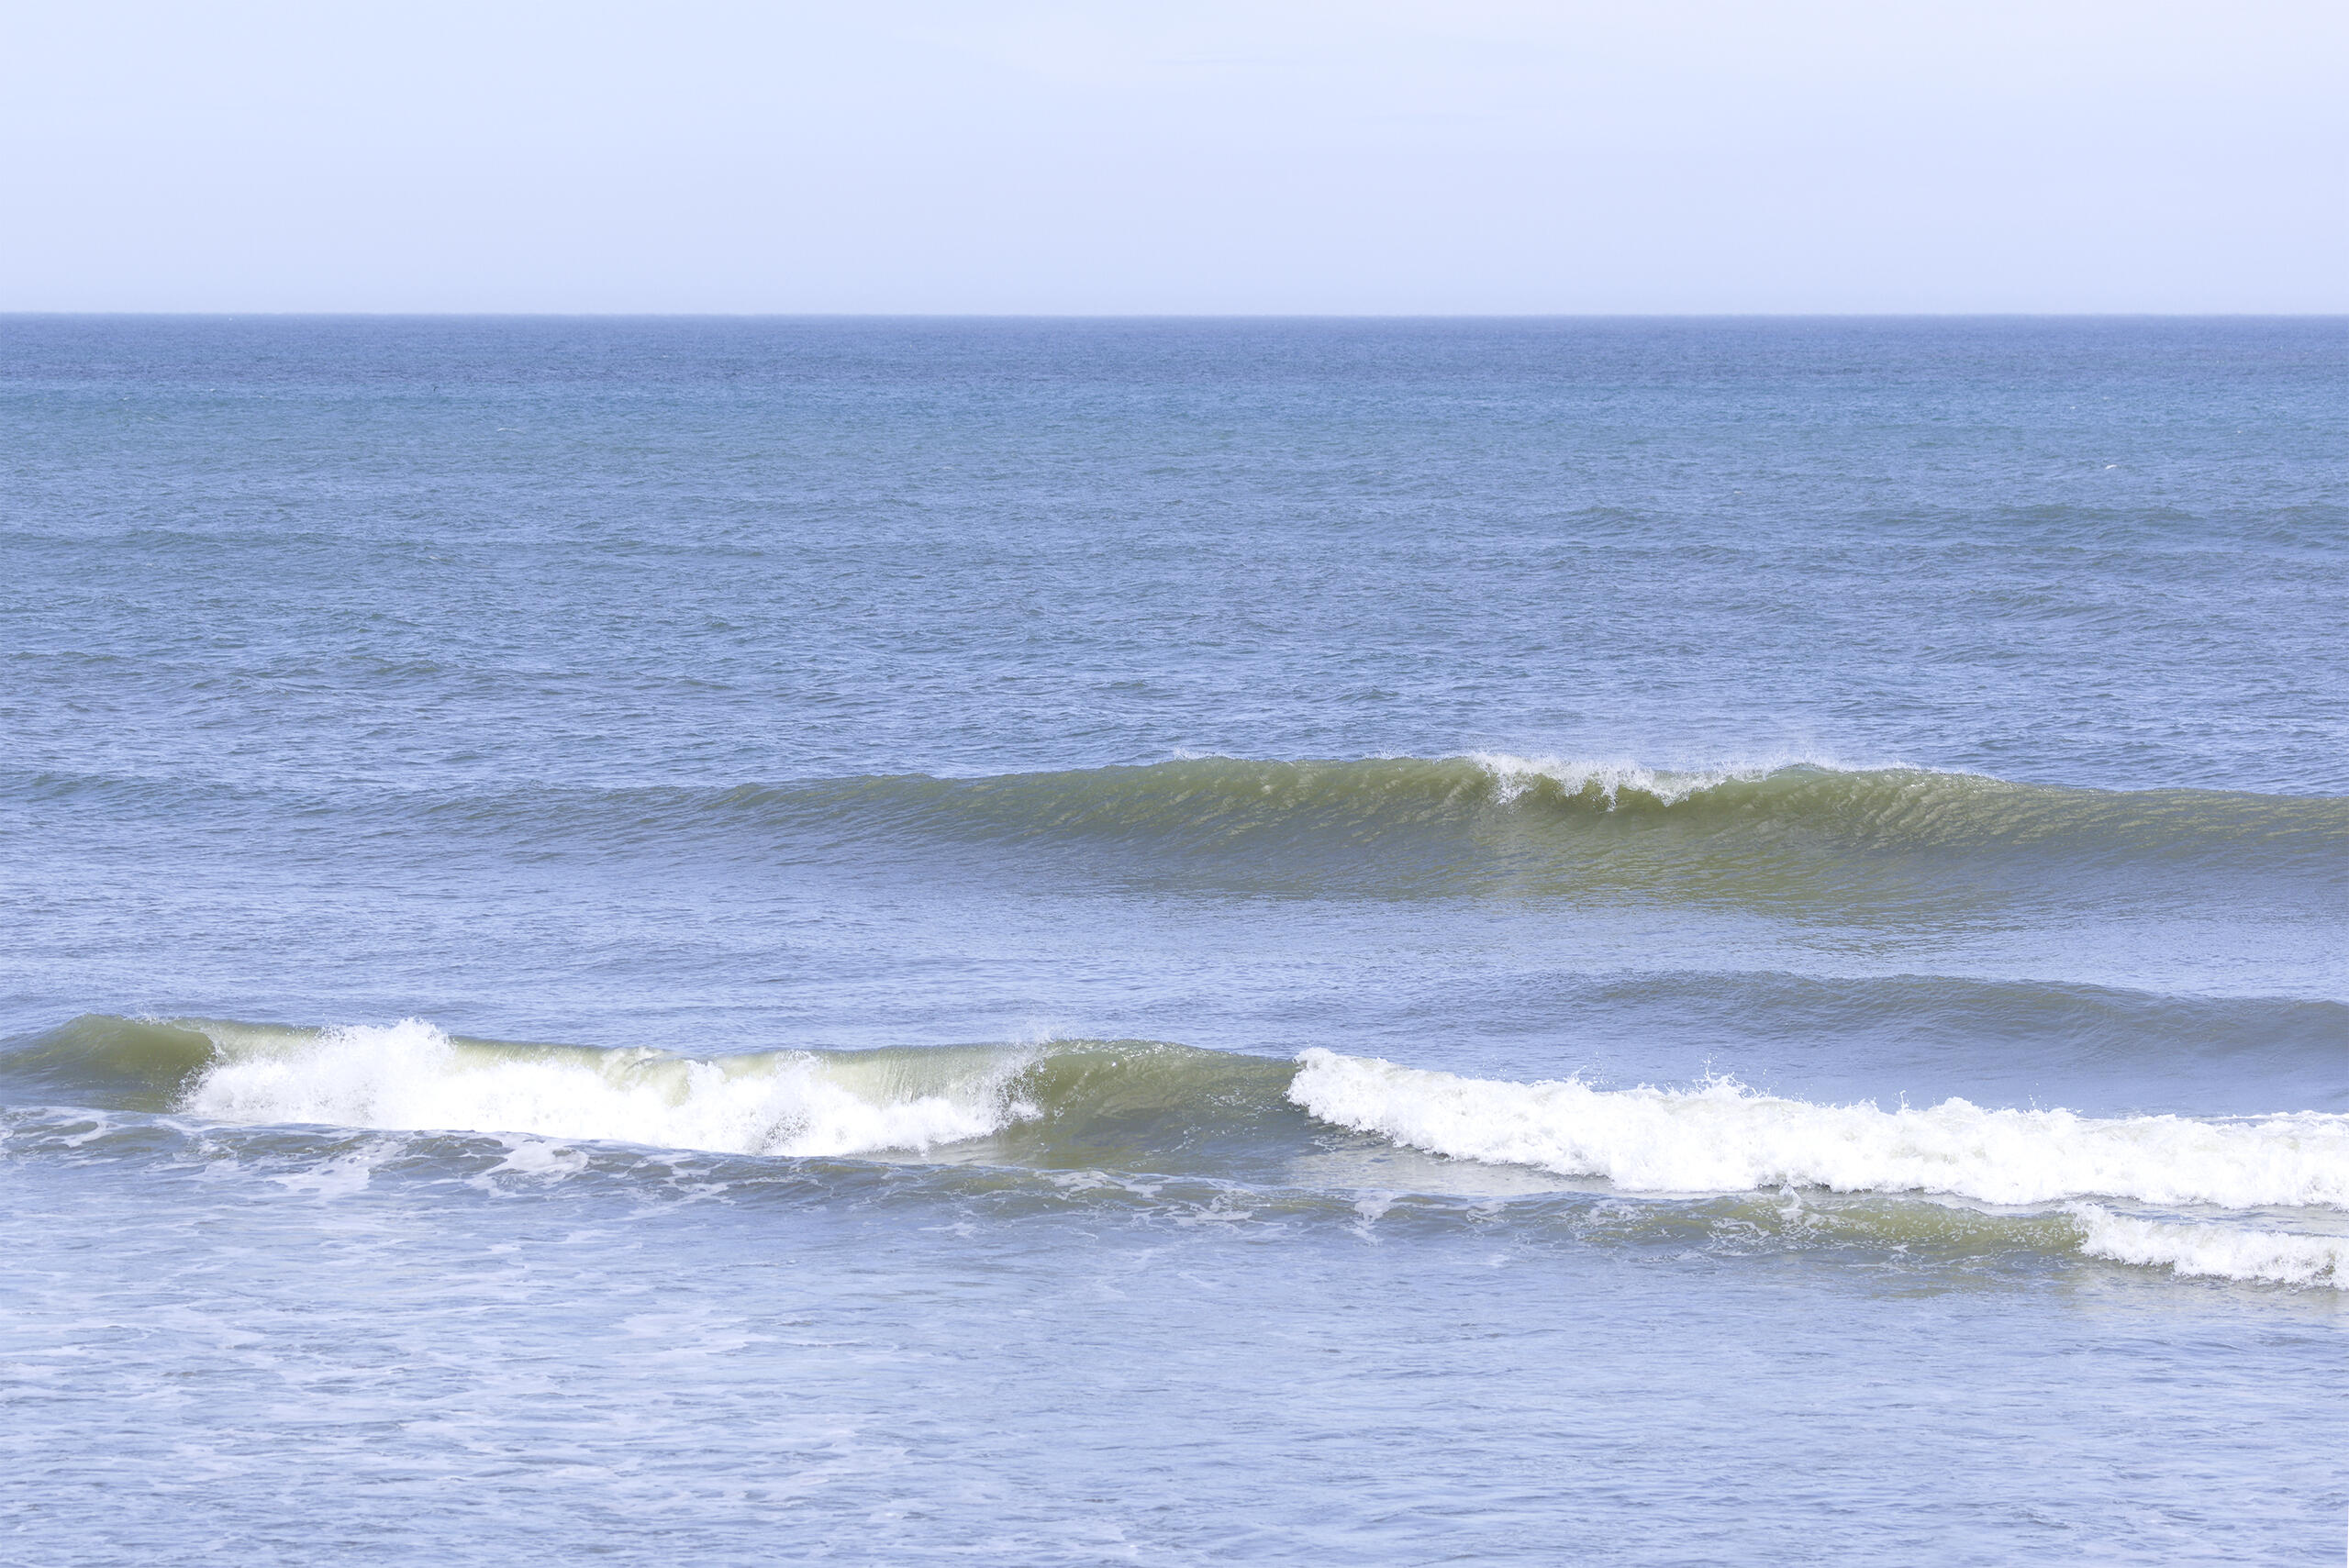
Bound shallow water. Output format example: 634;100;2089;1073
2;317;2343;1563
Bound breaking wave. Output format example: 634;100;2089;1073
0;1015;1302;1168
708;753;2349;863
1287;1049;2349;1208
17;754;2344;864
181;1019;1028;1158
7;1015;2345;1289
2070;1207;2346;1290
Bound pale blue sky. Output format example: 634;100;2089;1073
3;0;2341;313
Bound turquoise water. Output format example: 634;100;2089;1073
2;318;2343;1563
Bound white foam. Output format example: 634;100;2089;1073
1459;751;1915;806
183;1020;1032;1157
2071;1206;2347;1289
1463;751;1742;806
1288;1049;2349;1208
268;1141;397;1199
483;1137;592;1180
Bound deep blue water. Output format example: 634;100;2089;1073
2;317;2343;1565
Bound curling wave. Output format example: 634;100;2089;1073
16;754;2344;864
181;1019;1030;1158
8;1016;2346;1288
0;1015;1303;1168
13;1015;2343;1210
716;753;2349;863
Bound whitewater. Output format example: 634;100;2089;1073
1286;1048;2349;1210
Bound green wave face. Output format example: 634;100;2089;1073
0;1015;222;1112
17;756;2340;916
763;755;2349;851
721;758;2349;915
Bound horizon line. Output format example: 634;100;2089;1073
5;309;2344;322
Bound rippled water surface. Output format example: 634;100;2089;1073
2;317;2344;1564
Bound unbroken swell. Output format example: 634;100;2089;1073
714;753;2349;862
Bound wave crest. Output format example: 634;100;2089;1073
181;1020;1035;1158
1286;1049;2349;1209
14;1016;2349;1289
2070;1206;2347;1289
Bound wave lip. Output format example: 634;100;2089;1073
1464;751;1852;808
180;1019;1037;1158
1286;1049;2349;1209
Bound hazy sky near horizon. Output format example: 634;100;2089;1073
3;1;2342;314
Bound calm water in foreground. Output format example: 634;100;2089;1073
2;317;2343;1564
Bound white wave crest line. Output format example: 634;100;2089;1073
2070;1206;2346;1289
1458;751;1937;807
181;1019;1039;1158
1287;1049;2349;1210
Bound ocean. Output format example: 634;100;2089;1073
1;317;2343;1564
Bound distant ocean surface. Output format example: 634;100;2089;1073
3;317;2343;1565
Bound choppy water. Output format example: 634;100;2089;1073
3;317;2344;1564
